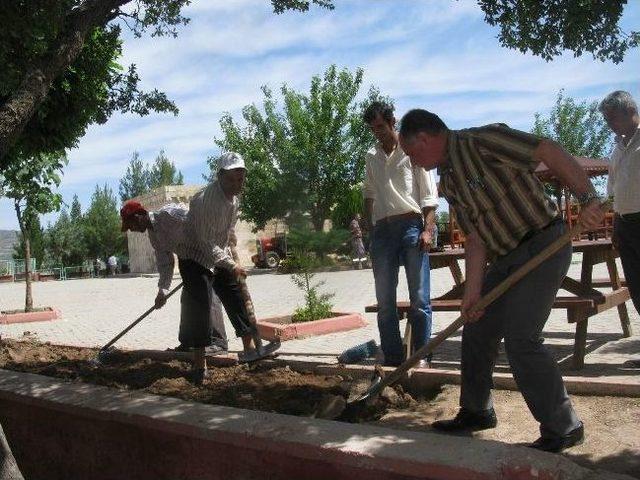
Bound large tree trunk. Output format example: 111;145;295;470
14;202;33;312
0;0;129;164
23;236;32;313
0;423;24;480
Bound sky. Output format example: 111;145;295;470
1;0;639;230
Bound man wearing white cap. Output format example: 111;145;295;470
178;152;280;380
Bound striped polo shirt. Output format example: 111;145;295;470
184;180;237;272
438;124;558;257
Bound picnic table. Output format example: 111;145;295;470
366;239;632;369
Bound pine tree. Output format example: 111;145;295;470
119;152;151;202
148;150;184;188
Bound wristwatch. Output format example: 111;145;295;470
575;191;600;206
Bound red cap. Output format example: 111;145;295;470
120;201;147;231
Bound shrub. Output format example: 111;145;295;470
289;250;335;323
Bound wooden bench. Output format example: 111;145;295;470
365;288;627;368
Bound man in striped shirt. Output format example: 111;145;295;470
121;201;229;385
121;152;279;384
182;152;279;368
399;109;603;453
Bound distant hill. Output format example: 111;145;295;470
0;230;18;261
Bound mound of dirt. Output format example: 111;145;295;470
0;339;411;419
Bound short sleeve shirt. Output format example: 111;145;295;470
438;124;558;257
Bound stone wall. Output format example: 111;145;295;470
126;185;282;273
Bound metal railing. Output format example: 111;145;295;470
62;265;93;280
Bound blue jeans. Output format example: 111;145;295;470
371;216;433;366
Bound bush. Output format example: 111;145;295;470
289;250;335;323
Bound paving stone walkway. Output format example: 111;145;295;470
1;255;639;385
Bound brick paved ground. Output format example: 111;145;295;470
1;255;638;384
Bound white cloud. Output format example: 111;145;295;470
1;0;638;230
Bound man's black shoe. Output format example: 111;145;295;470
432;408;497;432
529;422;584;453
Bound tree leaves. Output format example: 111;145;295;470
478;0;638;63
532;89;612;158
214;65;386;232
118;149;184;202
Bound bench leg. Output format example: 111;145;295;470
571;311;588;369
605;257;633;337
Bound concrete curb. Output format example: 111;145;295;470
290;362;640;398
257;312;367;341
0;369;632;480
0;307;61;325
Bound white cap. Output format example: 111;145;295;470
217;152;245;171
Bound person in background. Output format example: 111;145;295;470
349;213;367;269
362;101;438;368
107;254;118;275
599;90;640;369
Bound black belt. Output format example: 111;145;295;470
518;217;564;246
618;211;640;223
376;211;422;225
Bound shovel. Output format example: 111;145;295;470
229;245;281;360
92;283;183;365
335;221;584;421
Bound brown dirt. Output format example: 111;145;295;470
0;339;412;419
376;384;640;478
1;339;638;478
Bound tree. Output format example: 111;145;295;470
532;90;612;158
215;65;387;231
119;151;150;202
83;183;126;260
148;150;184;189
478;0;639;63
0;0;334;165
0;153;66;311
532;90;613;200
330;184;364;229
44;194;88;266
14;216;46;271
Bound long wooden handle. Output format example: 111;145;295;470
371;221;584;396
100;282;183;351
230;245;258;326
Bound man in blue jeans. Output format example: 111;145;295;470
362;101;438;367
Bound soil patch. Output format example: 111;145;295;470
2;339;638;478
0;339;414;419
376;384;640;478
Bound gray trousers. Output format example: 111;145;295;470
460;221;580;438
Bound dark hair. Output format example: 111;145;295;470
362;101;394;124
399;109;448;139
